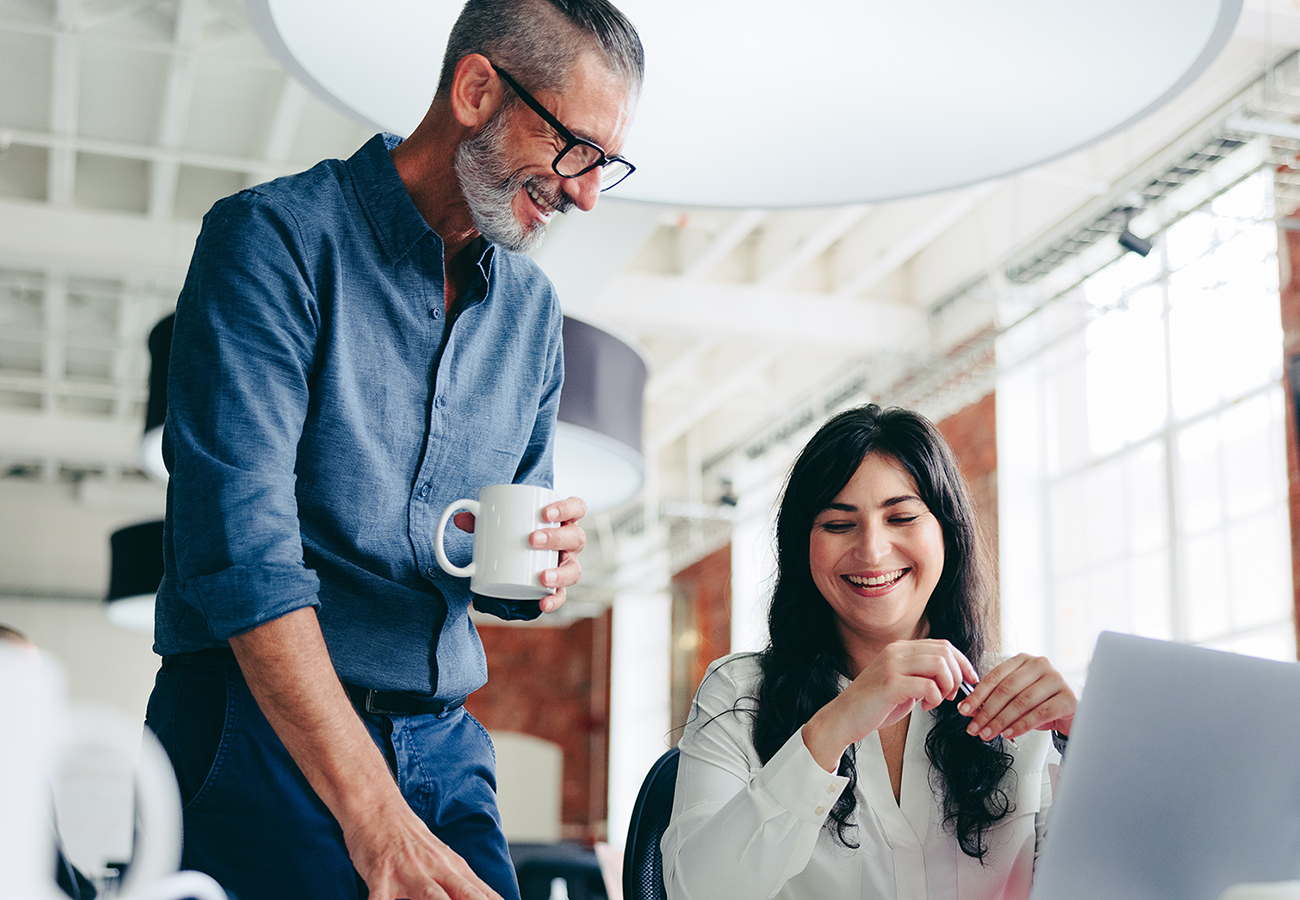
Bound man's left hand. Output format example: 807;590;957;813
530;495;586;613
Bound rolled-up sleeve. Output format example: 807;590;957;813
662;658;848;900
164;192;322;640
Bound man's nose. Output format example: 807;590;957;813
564;168;603;212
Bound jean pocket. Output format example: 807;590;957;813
169;665;239;812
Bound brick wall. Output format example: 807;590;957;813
670;546;732;738
465;610;611;842
936;392;1000;596
1276;226;1300;651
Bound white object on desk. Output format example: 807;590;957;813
0;646;227;900
1221;883;1300;900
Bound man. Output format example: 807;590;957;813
143;2;643;899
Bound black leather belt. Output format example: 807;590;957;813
167;647;239;667
343;683;467;717
168;649;464;718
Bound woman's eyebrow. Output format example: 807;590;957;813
819;495;923;515
883;494;924;507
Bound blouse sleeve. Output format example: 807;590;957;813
1034;745;1063;866
661;659;849;900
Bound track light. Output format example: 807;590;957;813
1118;206;1153;257
1118;228;1152;257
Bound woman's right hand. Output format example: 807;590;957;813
800;639;978;772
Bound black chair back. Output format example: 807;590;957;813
621;747;680;900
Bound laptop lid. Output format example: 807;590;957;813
1031;631;1300;900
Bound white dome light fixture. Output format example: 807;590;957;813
246;0;1241;208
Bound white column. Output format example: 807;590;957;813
729;482;778;654
606;544;671;848
996;336;1051;656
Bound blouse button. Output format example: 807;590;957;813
814;806;826;816
826;784;838;794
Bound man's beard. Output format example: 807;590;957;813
455;107;574;254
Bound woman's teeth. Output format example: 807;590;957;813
846;570;905;587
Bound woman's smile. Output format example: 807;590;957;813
809;452;946;659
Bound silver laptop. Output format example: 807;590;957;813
1031;631;1300;900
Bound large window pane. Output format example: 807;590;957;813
999;166;1295;676
1085;285;1166;455
1169;222;1280;419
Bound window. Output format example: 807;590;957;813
997;172;1295;684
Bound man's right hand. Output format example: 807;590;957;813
344;800;503;900
229;607;503;900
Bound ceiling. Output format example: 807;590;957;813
4;0;1300;603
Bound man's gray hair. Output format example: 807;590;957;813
436;0;644;100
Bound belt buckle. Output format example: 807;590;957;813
362;689;406;717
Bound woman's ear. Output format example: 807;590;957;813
449;53;502;129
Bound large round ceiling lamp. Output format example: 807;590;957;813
247;0;1241;208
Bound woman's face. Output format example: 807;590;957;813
808;452;947;664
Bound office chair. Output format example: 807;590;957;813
622;747;679;900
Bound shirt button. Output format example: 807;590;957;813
430;308;442;319
814;806;826;816
827;784;838;795
426;567;436;578
419;484;431;498
435;397;446;409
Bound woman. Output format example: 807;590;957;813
662;404;1076;900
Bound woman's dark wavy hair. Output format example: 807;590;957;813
752;403;1013;859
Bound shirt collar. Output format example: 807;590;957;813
345;133;497;281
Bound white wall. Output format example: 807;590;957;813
0;595;159;722
0;477;165;719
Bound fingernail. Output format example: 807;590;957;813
967;722;979;736
542;570;556;586
958;702;971;715
546;507;559;522
980;727;994;740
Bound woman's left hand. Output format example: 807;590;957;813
957;653;1076;743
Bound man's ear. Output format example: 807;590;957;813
450;53;502;130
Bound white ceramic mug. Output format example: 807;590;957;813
433;483;559;600
0;647;227;900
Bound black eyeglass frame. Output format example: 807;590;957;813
491;64;635;192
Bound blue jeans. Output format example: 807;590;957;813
144;656;520;900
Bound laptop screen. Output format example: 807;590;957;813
1030;631;1300;900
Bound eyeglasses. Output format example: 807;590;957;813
491;64;635;192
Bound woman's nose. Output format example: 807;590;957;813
855;522;891;564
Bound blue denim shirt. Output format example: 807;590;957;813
154;133;564;700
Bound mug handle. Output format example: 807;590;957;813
134;870;228;900
433;499;478;578
57;706;189;900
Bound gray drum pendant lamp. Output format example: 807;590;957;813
106;312;646;630
105;318;171;632
555;316;647;513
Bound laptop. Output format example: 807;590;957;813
1031;631;1300;900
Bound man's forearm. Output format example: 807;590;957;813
227;606;404;827
227;606;502;900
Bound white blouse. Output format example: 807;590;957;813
661;654;1059;900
